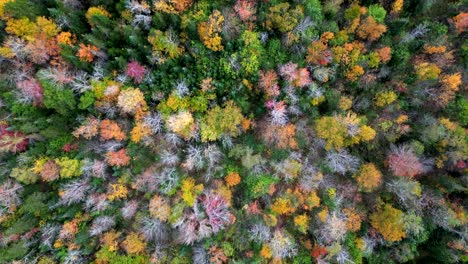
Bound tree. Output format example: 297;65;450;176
181;177;204;206
76;43;99;62
117;88;146;115
370;204;406;242
354;163;382;192
149;195;171;222
166;111;196;140
258;70;280;98
198;10;224;51
200;101;244;142
0;124;28;153
234;0;256;22
121;232;146;254
106;149;130;167
125;61;146;84
356;17;387;41
387;145;424;178
154;0;193;14
452;12;468;33
147;29;184;63
315;116;347;150
99;119;126;141
265;3;303;33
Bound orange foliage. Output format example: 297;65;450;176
77;43;99;62
376;46;392;63
99;119;126;141
452;12;468;33
423;45;446;54
106;149;130;167
101;230;121;252
343;208;362;232
356;16;387;41
225;172;241;187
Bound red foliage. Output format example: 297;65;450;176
258;70;280;98
311;245;327;258
0;124;28;153
125;61;146;84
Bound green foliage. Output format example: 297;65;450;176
368;4;387;23
40;79;77;116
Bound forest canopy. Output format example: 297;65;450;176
0;0;467;263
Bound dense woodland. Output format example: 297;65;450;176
0;0;467;263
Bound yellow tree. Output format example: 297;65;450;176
370;203;406;242
198;10;224;51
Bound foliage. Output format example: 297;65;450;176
0;1;465;263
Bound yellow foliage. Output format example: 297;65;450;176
391;0;404;14
424;45;446;54
117;88;146;114
294;214;309;233
375;91;397;107
107;184;128;201
440;72;462;91
359;125;376;141
57;32;75;45
101;230;121;252
86;6;111;26
198;10;224;51
122;232;146;254
260;244;272;259
5;18;38;41
0;0;14;19
36;17;59;37
271;198;296;215
415;62;441;80
318;207;328;222
130;122;151;143
338;96;353;110
345;65;365;81
343;208;362;232
315;116;347;150
370;204;406;242
181;177;204;206
305;191;321;209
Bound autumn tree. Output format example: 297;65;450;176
354;163;382;192
106;149;131;167
200;101;244;142
387;145;424;178
356;16;387;41
198;10;224;51
265;3;303;33
370;203;406;242
99;119;126;141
